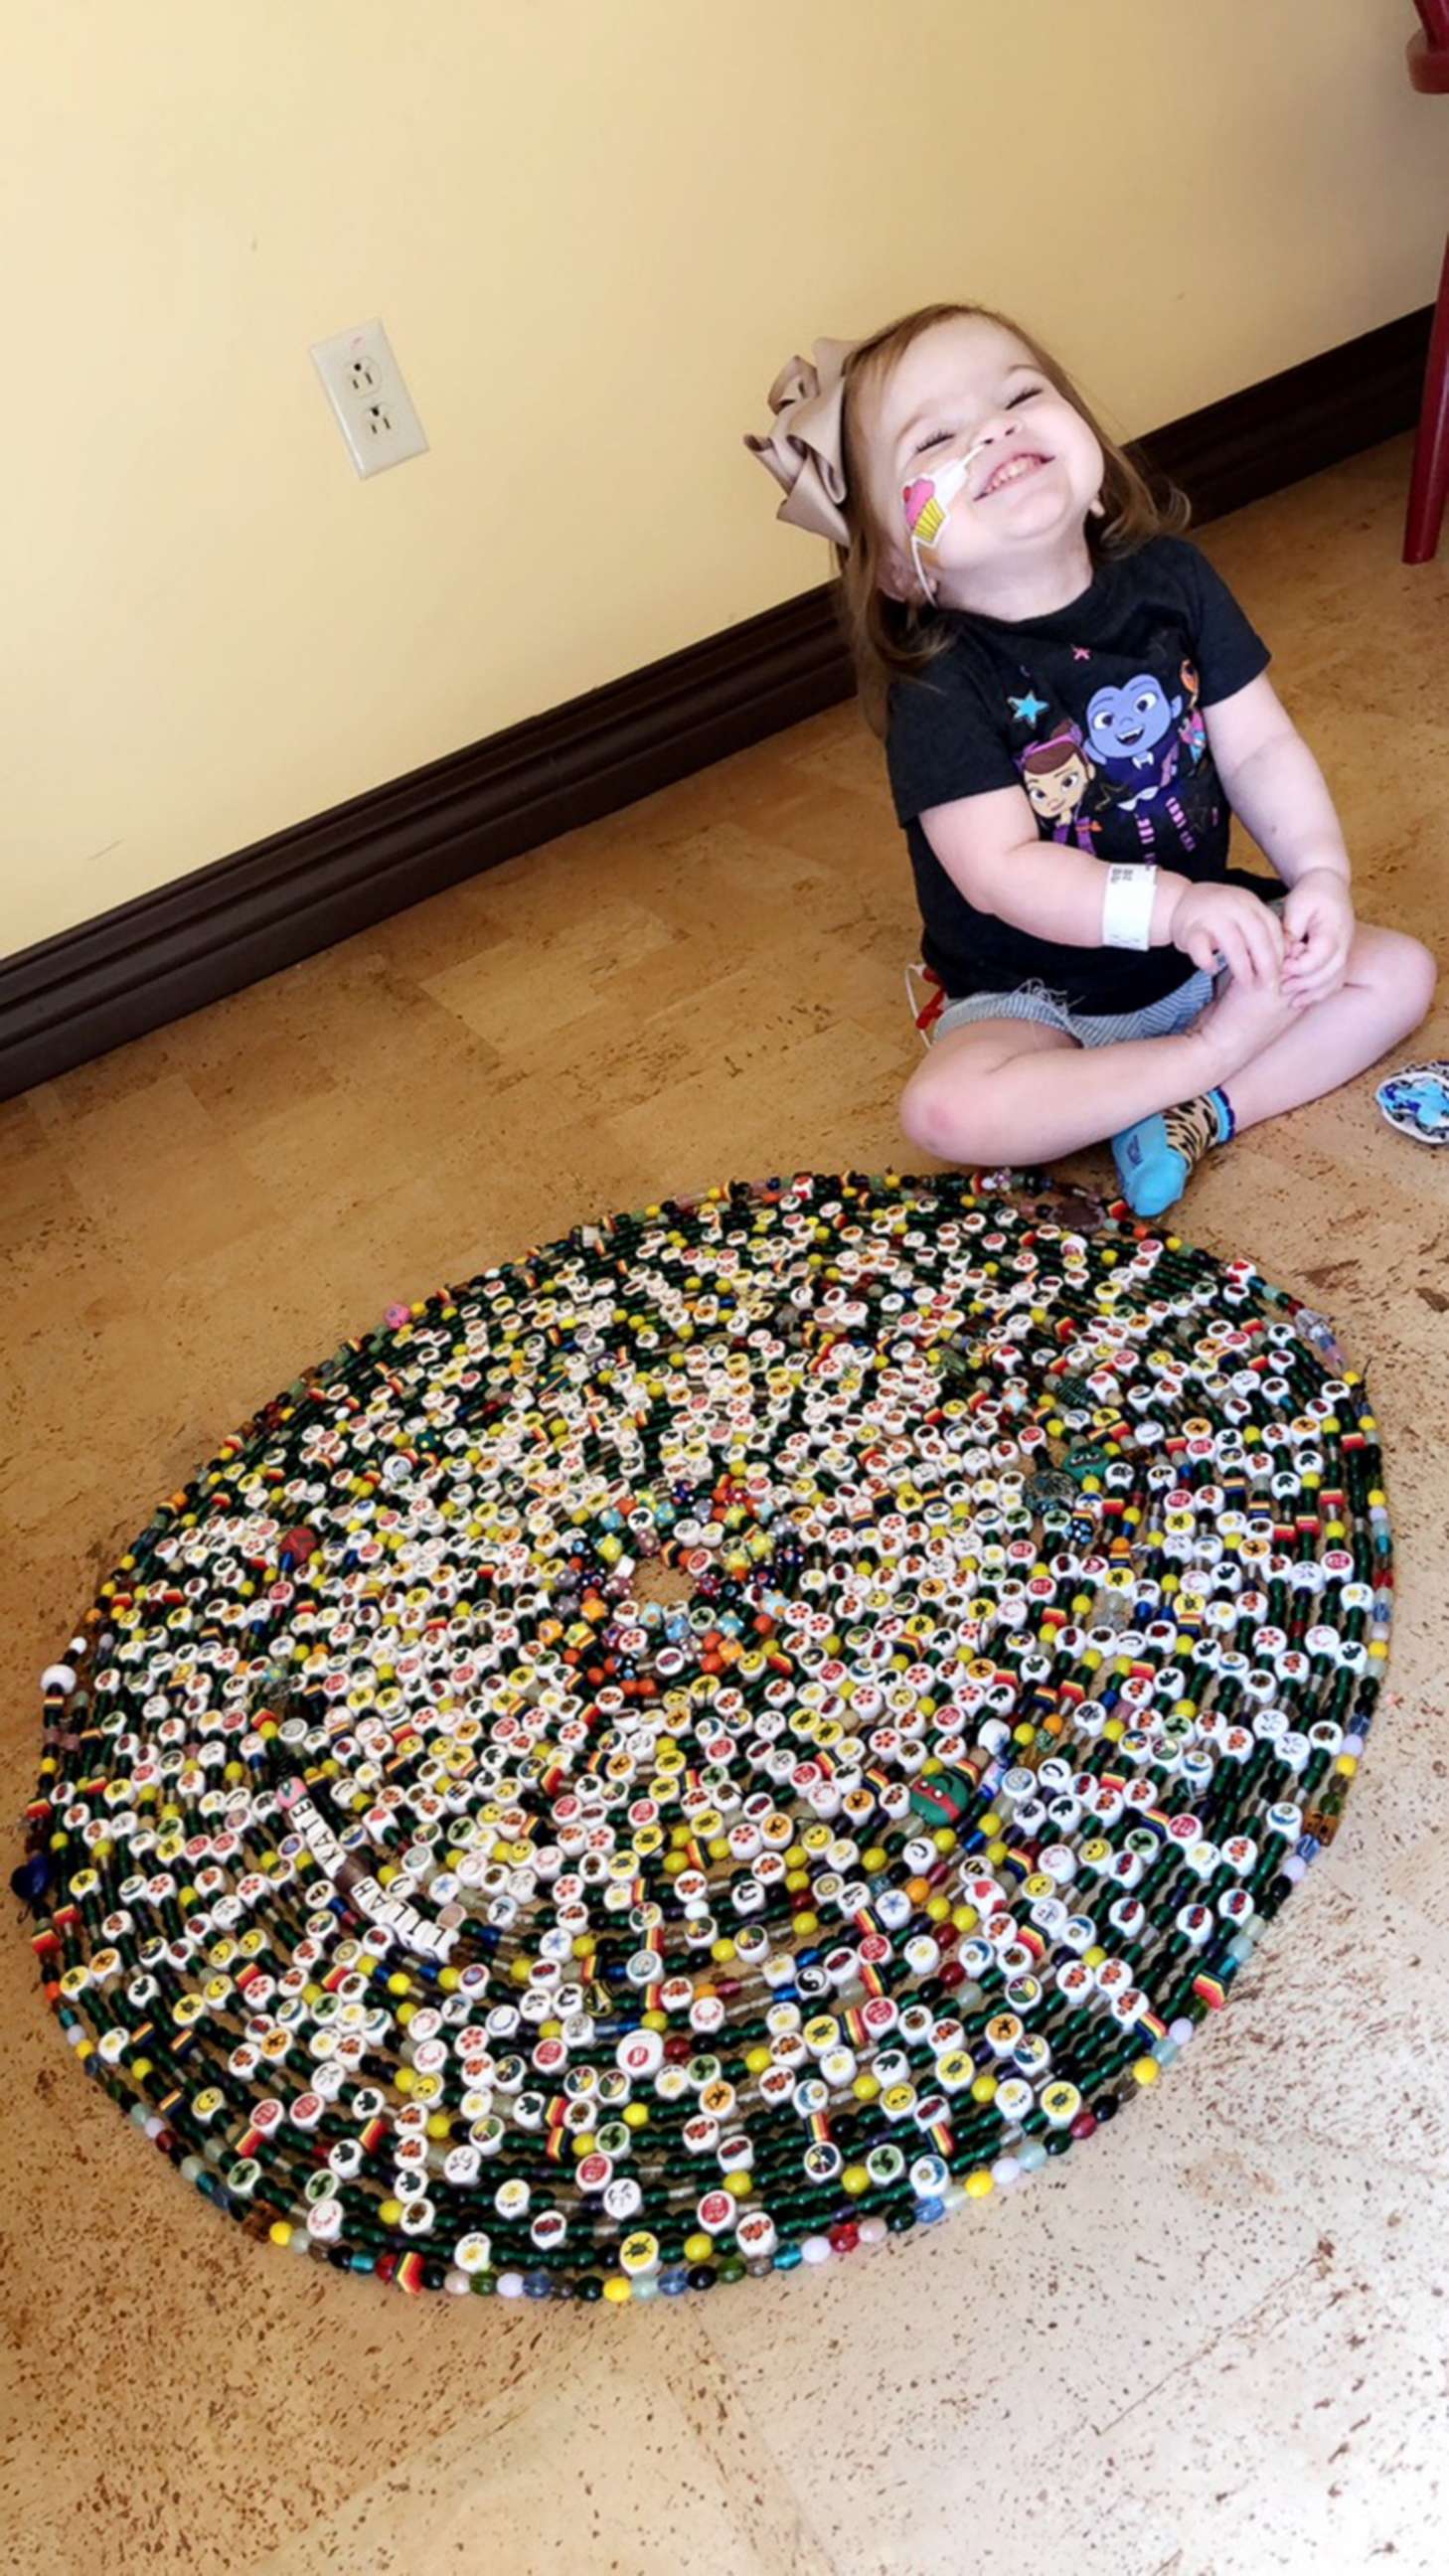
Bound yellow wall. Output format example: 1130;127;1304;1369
5;0;1444;955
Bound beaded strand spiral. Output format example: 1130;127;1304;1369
17;1170;1389;2301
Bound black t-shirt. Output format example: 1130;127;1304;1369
886;534;1273;1012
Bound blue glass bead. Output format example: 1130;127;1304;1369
658;2266;691;2297
523;2270;553;2300
773;2243;803;2271
917;2195;946;2225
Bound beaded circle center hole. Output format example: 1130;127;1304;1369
630;1558;699;1613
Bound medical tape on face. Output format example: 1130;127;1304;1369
900;439;990;602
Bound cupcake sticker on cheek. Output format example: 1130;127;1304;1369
901;443;986;599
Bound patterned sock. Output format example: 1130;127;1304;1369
1112;1086;1234;1218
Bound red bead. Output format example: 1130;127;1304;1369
664;2034;693;2062
828;2220;860;2254
1070;2109;1098;2142
937;1959;966;1990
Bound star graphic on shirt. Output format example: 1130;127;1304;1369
1071;647;1091;662
1008;690;1049;725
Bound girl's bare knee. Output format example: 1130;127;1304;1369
900;1070;979;1165
1361;926;1438;1031
1396;933;1438;1026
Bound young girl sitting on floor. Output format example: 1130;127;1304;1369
746;301;1436;1214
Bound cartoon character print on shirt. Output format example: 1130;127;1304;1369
1016;724;1100;851
1084;673;1197;855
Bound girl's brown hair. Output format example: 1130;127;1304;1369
836;301;1189;734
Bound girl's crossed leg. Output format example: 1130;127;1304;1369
899;921;1436;1193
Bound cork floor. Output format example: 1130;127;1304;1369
3;433;1448;2576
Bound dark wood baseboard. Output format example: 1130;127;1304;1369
3;302;1432;1102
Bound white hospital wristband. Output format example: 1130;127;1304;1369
1101;863;1157;951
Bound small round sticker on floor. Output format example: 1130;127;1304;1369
1375;1060;1449;1143
16;1171;1391;2301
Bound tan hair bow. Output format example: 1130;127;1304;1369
743;337;859;549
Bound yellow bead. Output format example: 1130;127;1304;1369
932;1828;956;1856
642;2009;667;2032
269;2219;293;2246
842;2164;871;2196
684;2231;714;2264
926;1894;950;1923
623;2102;649;2130
852;2072;880;2103
794;1912;819;1937
711;1937;736;1963
380;2198;403;2225
427;2113;451;2140
978;1812;1001;1838
952;1904;978;1933
970;2073;997;2105
602;2276;632;2305
388;1973;410;1998
862;1846;887;1874
1083;1945;1106;1970
394;2067;414;2094
965;2169;994;2199
1335;1752;1359;1777
571;2132;596;2159
1132;2056;1160;2087
745;2046;771;2075
724;2171;752;2199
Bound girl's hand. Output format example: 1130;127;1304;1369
1168;883;1285;988
1280;868;1355;1009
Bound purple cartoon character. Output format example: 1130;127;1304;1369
1085;673;1197;854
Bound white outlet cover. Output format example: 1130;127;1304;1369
310;319;428;479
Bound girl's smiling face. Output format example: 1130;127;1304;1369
857;313;1104;612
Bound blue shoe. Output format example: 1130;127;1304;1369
1112;1087;1232;1217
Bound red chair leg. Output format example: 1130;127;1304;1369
1404;231;1449;564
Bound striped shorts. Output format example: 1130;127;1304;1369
931;968;1216;1048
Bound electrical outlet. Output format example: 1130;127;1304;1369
310;320;428;479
